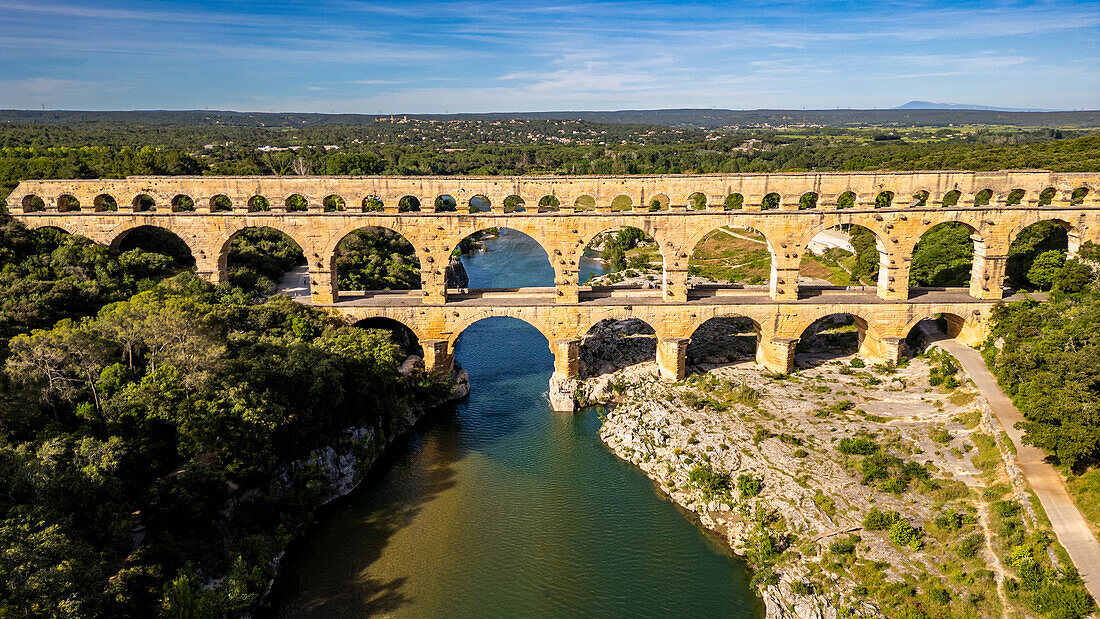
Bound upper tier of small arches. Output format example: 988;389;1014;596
11;172;1098;214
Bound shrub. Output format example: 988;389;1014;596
994;500;1021;518
889;518;924;550
688;464;730;500
828;536;858;555
738;474;763;498
863;508;900;531
957;532;985;558
838;437;878;455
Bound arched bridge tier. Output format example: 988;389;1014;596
11;171;1099;305
331;289;996;380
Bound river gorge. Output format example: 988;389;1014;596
267;229;763;616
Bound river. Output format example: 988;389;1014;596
267;228;762;617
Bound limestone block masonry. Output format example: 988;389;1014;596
9;171;1099;409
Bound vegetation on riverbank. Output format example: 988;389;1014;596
0;217;447;615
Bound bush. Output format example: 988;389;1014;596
688;464;730;500
889;518;924;550
863;508;900;531
838;437;878;455
738;474;763;498
957;532;985;558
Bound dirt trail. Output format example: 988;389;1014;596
927;326;1100;605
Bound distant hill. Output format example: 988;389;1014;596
895;100;1052;112
1;108;1098;129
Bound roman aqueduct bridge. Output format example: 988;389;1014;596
8;171;1098;402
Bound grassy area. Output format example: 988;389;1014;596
1065;469;1100;537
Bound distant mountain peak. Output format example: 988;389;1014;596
895;100;1051;112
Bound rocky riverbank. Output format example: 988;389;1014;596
575;333;1076;617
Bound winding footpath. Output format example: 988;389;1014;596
926;326;1100;605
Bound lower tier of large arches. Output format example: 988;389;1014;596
334;299;994;401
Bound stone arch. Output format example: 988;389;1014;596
361;195;383;212
468;194;491;213
21;195;45;212
791;310;882;370
94;194;118;212
798;222;887;288
685;314;763;369
573;195;595;211
171;194;195;212
352;316;424;357
398;196;421;212
1006;188;1026;206
687;224;776;287
109;224;196;266
214;223;310;283
611;194;632;212
688;192;707;210
447;312;554;351
581;225;665;285
836;191;856;209
799;192;818;210
647;193;670;211
285;194;308;212
248;195;271;212
132;194;155;212
537;195;560;212
906;220;980;289
332;226;423;294
210;195;233;212
761;192;780;210
1038;187;1056;205
324;195;347;212
912;190;930;207
579;315;658;377
724;193;744;210
1005;218;1077;290
973;188;994;207
901;310;985;349
448;225;555;289
504;195;527;213
941;190;961;207
57;194;80;212
874;191;894;209
1071;186;1090;205
434;194;457;212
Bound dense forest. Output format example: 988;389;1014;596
0;218;448;615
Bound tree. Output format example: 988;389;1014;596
1027;250;1065;290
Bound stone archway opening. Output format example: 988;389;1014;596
686;316;761;372
398;196;421;212
57;194;80;212
904;312;982;357
94;194;118;212
171;195;195;212
582;226;661;287
248;196;270;212
1006;220;1075;292
688;192;707;210
285;194;309;212
504;195;526;213
469;195;491;213
909;222;975;289
794;313;870;370
133;194;156;212
324;195;347;212
435;195;457;212
113;225;196;268
688;226;772;288
21;195;45;212
353;316;423;359
799;224;882;288
211;195;233;212
225;227;306;295
647;193;670;211
573;195;595;211
450;227;553;290
537;195;560;213
361;196;383;212
610;195;632;212
580;317;656;378
334;227;421;297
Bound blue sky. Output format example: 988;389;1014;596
1;0;1097;112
